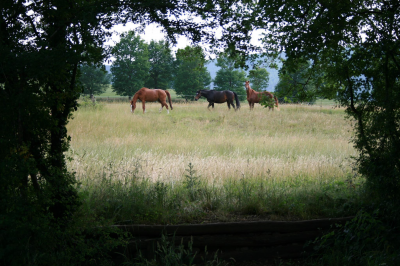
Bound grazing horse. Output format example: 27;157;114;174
130;87;173;114
245;81;279;110
195;90;241;110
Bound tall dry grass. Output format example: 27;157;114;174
66;101;364;223
67;102;356;185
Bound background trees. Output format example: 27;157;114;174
145;40;175;89
174;46;212;99
213;53;247;97
79;64;111;96
274;59;318;103
247;66;270;91
111;32;150;97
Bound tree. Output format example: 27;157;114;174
145;40;174;89
79;64;111;96
248;66;270;91
213;53;247;97
174;46;211;99
254;0;400;200
0;0;254;264
111;32;150;97
274;59;318;103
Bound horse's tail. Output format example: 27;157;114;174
233;91;241;110
165;90;173;110
274;95;280;111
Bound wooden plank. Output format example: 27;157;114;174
114;217;353;237
129;230;321;249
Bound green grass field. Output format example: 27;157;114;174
67;101;362;225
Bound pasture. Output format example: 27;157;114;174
67;101;363;225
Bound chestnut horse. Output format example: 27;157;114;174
195;90;240;110
130;87;173;114
245;81;279;110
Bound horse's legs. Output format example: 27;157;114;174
161;101;170;114
229;99;236;110
207;102;212;110
142;101;146;113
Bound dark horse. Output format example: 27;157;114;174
194;90;240;110
245;81;279;111
130;87;173;114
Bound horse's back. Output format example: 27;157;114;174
138;88;164;102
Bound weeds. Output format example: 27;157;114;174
184;163;201;201
129;233;229;266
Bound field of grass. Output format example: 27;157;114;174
67;101;362;225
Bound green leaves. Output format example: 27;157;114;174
248;66;270;91
174;46;211;98
78;64;111;96
256;0;400;200
111;32;150;97
213;53;246;96
145;40;175;90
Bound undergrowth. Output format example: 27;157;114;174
76;162;364;225
307;208;400;266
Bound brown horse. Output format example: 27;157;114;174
245;81;279;110
130;87;173;114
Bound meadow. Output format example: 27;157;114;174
67;100;363;225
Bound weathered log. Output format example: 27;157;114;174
128;230;321;249
114;217;353;237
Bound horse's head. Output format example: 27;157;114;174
130;99;136;113
194;90;202;101
245;81;250;90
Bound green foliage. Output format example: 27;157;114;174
111;32;150;97
79;64;111;96
259;93;277;109
134;234;197;266
248;66;270;91
79;96;105;110
0;0;255;264
274;59;318;104
255;0;400;202
213;53;247;96
184;163;201;201
174;46;212;99
131;234;228;266
145;40;175;89
254;3;400;263
311;210;400;265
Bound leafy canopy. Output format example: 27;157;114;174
0;0;255;264
254;0;400;199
